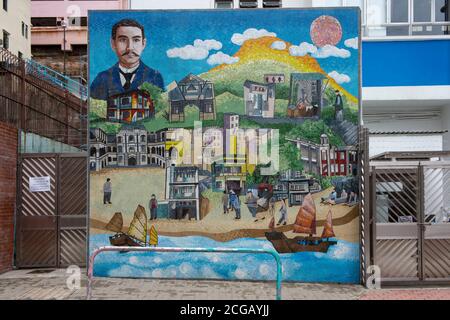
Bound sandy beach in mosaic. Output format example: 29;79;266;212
90;167;359;243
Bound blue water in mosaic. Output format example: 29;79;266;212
90;234;360;283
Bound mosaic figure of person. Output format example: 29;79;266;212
103;178;112;204
149;194;158;220
277;198;287;226
245;190;258;218
334;89;344;121
222;190;229;214
90;19;164;100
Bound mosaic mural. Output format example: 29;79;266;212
89;8;361;283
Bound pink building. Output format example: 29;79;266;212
31;0;128;80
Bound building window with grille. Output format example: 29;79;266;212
2;30;9;49
215;0;233;8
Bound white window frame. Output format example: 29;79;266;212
363;0;450;37
215;0;234;9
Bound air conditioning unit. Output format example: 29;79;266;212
263;0;282;7
240;0;258;8
215;0;234;9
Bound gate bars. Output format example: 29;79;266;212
16;153;88;268
87;246;283;300
369;161;450;284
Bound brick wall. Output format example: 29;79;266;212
0;122;18;274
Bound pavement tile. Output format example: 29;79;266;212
0;269;448;300
359;289;450;300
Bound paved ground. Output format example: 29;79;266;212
0;268;448;300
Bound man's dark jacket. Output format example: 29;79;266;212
90;61;164;100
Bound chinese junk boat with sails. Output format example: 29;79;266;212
265;194;337;253
106;205;148;247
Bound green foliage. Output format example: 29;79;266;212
279;142;303;172
344;107;358;125
246;163;276;187
89;98;107;119
215;92;245;114
275;84;290;100
90;121;122;134
285;120;344;146
321;106;335;125
319;176;333;190
323;87;336;108
201;60;295;98
140;82;165;113
321;106;358;126
274;99;289;117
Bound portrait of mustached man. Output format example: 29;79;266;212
90;19;165;100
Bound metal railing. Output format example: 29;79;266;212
25;59;88;101
87;246;283;300
0;47;88;150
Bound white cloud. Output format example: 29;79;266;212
328;71;351;84
271;41;286;50
207;51;239;66
167;39;222;60
234;268;247;279
344;37;358;50
259;264;271;276
151;269;163;277
153;257;163;264
231;28;276;46
193;39;222;51
289;42;318;57
312;45;351;59
179;262;194;275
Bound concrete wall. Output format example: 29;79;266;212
0;0;31;58
31;0;128;49
31;0;128;17
443;105;450;152
129;0;314;9
0;122;18;274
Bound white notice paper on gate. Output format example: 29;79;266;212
29;176;51;192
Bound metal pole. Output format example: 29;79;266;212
87;246;283;300
63;27;66;76
62;19;67;77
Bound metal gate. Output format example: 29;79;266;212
16;153;88;268
370;161;450;285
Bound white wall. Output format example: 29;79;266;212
0;0;32;58
369;134;443;158
363;104;443;131
364;103;447;157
